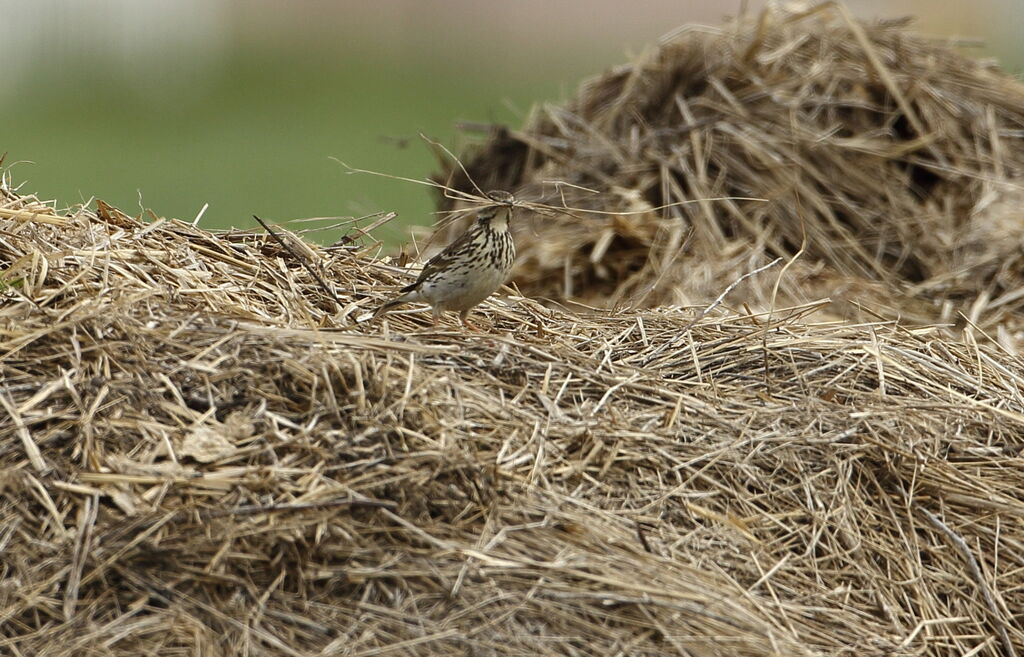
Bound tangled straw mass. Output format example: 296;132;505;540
3;5;1024;656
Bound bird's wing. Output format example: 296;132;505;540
401;227;477;292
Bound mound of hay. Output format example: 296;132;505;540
2;175;1024;656
437;4;1024;344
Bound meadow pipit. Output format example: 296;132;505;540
375;190;516;330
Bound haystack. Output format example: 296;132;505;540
3;177;1024;655
437;4;1024;346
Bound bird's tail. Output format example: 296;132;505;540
372;294;410;319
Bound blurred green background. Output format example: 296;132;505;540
3;0;1021;244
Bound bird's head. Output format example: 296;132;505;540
476;190;515;232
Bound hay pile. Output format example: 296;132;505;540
438;4;1024;344
2;175;1024;656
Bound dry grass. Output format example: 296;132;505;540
438;3;1024;349
2;178;1024;656
4;4;1024;656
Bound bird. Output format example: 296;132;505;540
374;190;517;330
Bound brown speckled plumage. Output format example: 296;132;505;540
375;190;516;330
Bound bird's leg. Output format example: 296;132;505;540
431;307;442;327
460;310;482;332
